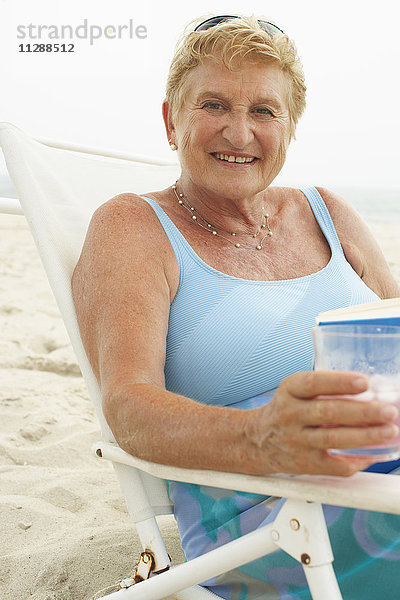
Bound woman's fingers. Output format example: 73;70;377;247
255;370;400;477
262;440;377;477
296;452;377;477
305;422;399;450
280;370;399;427
302;397;399;427
282;370;368;399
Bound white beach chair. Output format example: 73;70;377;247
1;121;400;600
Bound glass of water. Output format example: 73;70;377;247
312;324;400;460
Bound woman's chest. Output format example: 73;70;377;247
175;218;332;281
160;189;333;282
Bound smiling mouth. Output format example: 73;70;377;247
211;152;257;164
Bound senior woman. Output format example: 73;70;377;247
72;15;400;600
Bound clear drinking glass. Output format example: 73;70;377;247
312;324;400;460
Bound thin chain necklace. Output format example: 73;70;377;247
172;182;273;251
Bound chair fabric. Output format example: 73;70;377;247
0;121;180;521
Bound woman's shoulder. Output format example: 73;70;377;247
77;191;180;289
86;190;176;247
313;186;354;217
73;192;179;304
313;186;372;246
314;187;399;298
92;191;161;226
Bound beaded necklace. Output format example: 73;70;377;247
172;182;273;250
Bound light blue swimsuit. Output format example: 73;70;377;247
141;188;400;600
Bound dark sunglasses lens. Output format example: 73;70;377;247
194;15;284;36
194;15;239;31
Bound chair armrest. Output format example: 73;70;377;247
0;196;23;215
94;441;400;515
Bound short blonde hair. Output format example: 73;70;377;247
166;15;306;138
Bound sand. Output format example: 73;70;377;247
0;213;399;600
0;214;184;600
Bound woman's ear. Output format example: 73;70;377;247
162;100;178;151
162;100;175;142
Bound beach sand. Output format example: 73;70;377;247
1;213;399;600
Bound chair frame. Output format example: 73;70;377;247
1;121;400;600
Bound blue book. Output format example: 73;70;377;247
316;297;400;327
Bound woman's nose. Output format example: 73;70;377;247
221;113;255;149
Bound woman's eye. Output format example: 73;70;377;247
203;101;224;111
253;107;274;117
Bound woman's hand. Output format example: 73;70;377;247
246;370;399;477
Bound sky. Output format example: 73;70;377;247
1;0;399;189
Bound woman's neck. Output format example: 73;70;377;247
175;178;271;235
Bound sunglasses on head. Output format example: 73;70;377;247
194;15;284;36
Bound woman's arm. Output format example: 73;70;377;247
316;187;400;298
71;193;255;472
72;194;399;478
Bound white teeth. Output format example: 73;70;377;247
214;153;255;163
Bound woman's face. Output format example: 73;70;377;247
167;58;292;201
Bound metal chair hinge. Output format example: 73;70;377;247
133;550;155;583
118;550;171;590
